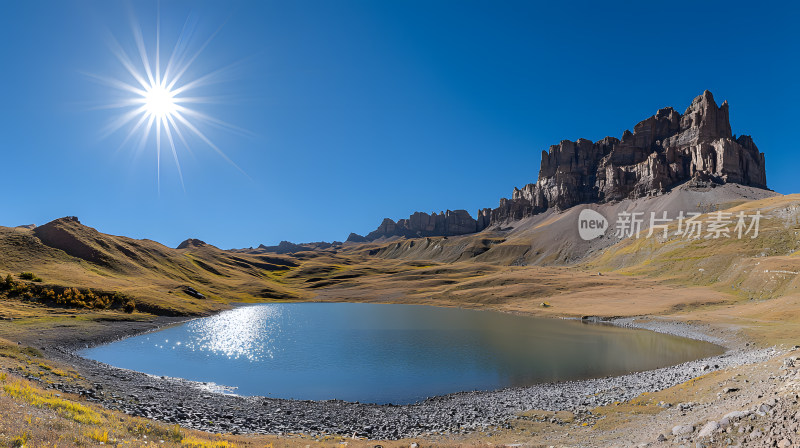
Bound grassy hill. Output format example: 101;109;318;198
0;217;305;316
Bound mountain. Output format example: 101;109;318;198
357;91;768;241
371;182;777;265
349;209;493;242
493;90;767;222
253;240;343;254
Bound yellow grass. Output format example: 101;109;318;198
181;436;237;448
2;379;103;425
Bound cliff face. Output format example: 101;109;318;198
357;91;767;241
492;91;767;222
350;209;493;242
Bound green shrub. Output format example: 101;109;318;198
1;274;15;289
19;272;42;282
1;278;135;313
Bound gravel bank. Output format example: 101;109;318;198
31;315;779;440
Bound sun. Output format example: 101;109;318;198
88;9;247;192
143;84;177;118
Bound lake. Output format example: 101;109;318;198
80;303;723;404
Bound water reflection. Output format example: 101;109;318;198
81;303;723;404
183;305;285;361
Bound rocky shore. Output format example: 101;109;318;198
16;313;778;441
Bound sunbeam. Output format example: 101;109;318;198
90;8;246;192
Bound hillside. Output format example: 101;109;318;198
0;217;305;316
368;183;777;265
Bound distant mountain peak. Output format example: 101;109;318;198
177;238;208;249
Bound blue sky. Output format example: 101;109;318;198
0;0;798;248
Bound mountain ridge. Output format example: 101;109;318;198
352;91;768;243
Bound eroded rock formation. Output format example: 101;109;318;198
492;91;767;222
362;209;492;241
360;91;768;239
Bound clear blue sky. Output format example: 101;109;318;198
1;0;798;249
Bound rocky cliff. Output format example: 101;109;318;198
356;91;767;241
350;209;493;242
492;91;767;222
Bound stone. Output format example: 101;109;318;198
778;439;791;448
722;410;751;421
183;287;205;300
672;424;694;436
697;421;720;437
657;434;667;442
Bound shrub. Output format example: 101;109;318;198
19;272;42;282
10;432;29;448
86;429;109;443
2;280;136;313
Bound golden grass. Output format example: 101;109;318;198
2;377;103;425
181;436;236;448
85;428;109;443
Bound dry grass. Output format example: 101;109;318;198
2;375;103;424
0;220;306;317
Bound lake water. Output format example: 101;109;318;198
81;303;723;404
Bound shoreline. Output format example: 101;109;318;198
19;304;780;440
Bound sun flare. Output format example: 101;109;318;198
143;84;177;118
89;11;246;191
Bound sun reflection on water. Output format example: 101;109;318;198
178;305;283;361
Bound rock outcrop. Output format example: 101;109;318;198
362;209;492;241
492;91;767;222
356;91;768;242
346;232;368;243
177;238;208;249
256;240;342;254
